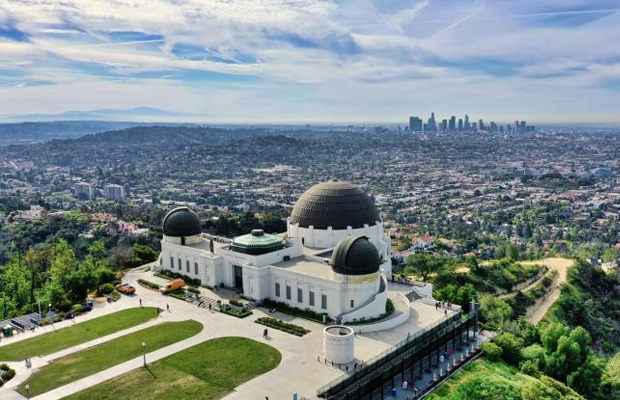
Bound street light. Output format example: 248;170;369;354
142;342;147;367
25;384;30;399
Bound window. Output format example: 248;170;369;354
321;294;327;310
194;262;198;275
286;285;291;300
170;256;174;269
350;299;355;308
309;291;315;307
297;288;303;303
275;283;280;297
178;258;182;271
186;260;190;273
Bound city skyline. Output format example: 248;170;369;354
1;1;620;124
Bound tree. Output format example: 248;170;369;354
479;296;513;330
522;376;583;400
602;352;620;397
481;342;502;361
405;253;442;282
506;244;520;260
493;332;524;365
567;356;604;400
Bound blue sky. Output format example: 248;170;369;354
0;0;619;123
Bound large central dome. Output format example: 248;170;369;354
290;182;380;230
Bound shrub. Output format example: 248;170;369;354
481;342;503;362
494;332;524;366
137;279;160;290
262;299;331;324
220;306;252;318
255;317;310;336
155;269;201;286
186;286;200;294
98;283;115;295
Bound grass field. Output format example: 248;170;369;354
18;320;203;396
0;307;161;361
66;336;282;400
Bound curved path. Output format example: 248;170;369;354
521;258;572;323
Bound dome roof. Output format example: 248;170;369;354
162;207;202;237
290;181;380;230
230;229;285;255
331;235;380;275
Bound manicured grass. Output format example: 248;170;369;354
0;307;161;361
18;320;203;396
66;337;282;400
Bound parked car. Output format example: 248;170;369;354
116;283;136;294
160;278;185;294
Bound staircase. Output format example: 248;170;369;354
405;289;422;302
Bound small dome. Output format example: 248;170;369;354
162;207;202;237
331;235;380;275
231;229;285;255
290;181;380;230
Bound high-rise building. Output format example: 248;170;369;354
104;184;125;201
441;119;448;132
514;120;520;133
75;182;93;200
478;119;484;130
458;118;463;131
472;122;477;131
520;121;527;133
464;114;470;130
409;116;423;132
428;112;437;132
449;116;456;131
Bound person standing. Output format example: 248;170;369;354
166;303;170;312
139;298;142;308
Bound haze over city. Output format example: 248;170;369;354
1;0;620;124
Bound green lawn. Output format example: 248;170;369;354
66;336;282;400
0;307;161;361
18;320;203;397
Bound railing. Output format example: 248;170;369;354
317;310;469;397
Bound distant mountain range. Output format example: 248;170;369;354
3;107;194;122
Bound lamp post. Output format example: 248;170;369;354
25;384;30;399
142;342;146;367
49;303;56;331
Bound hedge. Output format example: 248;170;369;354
155;269;201;287
220;306;252;318
0;363;16;387
262;299;331;324
137;279;160;290
255;317;310;336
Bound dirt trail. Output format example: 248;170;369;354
521;258;573;323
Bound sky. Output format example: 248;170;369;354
1;0;620;124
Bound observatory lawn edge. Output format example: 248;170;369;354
0;307;161;361
65;336;282;400
17;320;203;397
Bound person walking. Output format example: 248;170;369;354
166;303;170;313
139;298;143;308
263;328;268;338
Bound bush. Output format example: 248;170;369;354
481;342;503;361
98;283;115;295
494;332;524;366
256;317;310;336
220;306;252;318
186;286;200;294
155;269;201;287
169;290;187;301
262;299;331;324
137;279;160;290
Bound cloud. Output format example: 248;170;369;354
0;0;619;123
